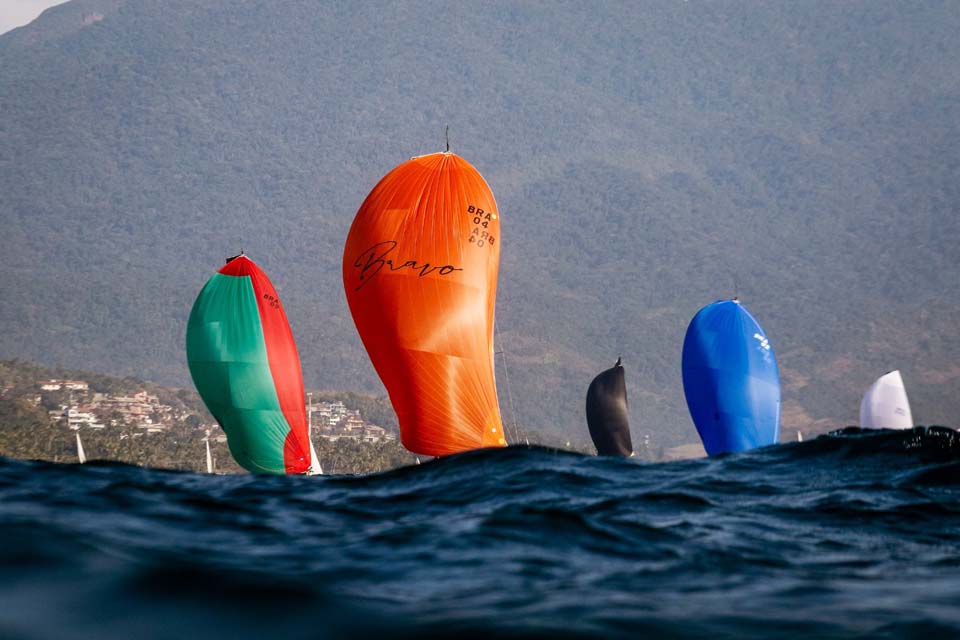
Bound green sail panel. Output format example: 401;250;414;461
186;256;310;474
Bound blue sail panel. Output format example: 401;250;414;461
681;300;781;455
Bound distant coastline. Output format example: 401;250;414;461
0;359;414;474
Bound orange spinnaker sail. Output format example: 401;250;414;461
343;152;506;456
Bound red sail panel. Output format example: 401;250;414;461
219;256;310;473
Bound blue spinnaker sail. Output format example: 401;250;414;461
681;299;781;455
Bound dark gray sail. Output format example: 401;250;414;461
585;357;633;457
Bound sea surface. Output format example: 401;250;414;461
1;427;958;639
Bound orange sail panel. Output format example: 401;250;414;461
343;152;506;456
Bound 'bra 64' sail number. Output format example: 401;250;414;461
467;205;497;249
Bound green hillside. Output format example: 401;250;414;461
1;0;957;448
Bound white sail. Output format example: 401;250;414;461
205;438;213;474
859;370;913;429
76;432;86;464
308;437;323;475
797;431;803;442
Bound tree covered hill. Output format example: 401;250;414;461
1;0;957;447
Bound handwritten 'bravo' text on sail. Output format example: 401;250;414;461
351;241;464;291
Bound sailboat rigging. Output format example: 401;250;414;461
494;319;524;445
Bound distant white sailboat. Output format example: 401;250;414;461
308;437;323;475
306;392;323;475
76;432;86;464
797;431;803;442
205;436;214;474
860;370;913;429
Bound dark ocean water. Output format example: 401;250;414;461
1;427;958;640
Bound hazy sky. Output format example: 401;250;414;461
0;0;69;35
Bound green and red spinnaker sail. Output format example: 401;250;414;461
186;255;311;474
